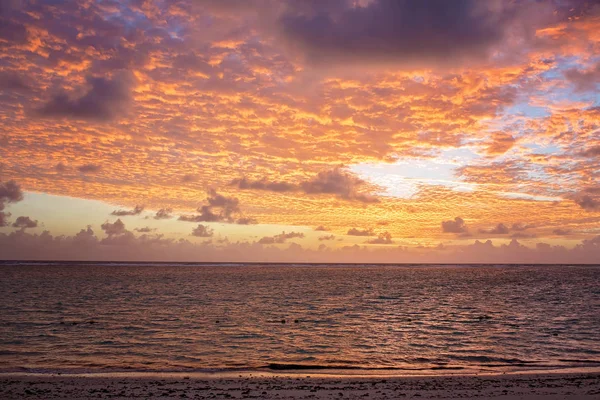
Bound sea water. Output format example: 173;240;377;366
1;262;599;375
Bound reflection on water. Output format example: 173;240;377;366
0;263;599;374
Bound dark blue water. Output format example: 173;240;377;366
1;262;599;375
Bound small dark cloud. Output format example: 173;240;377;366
0;179;23;203
12;216;37;230
347;228;373;236
178;189;254;225
318;234;336;241
258;231;305;244
315;225;329;231
101;219;127;236
111;205;144;216
193;205;224;222
179;213;215;223
0;179;24;227
553;228;571;236
301;168;379;203
479;223;509;235
37;70;136;121
206;189;240;218
367;232;393;244
191;224;214;237
575;195;600;211
154;208;173;220
230;177;296;192
78;164;101;173
135;227;156;233
511;223;534;231
442;217;468;233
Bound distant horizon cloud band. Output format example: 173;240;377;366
1;0;600;262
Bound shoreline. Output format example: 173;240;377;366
3;365;600;379
2;371;599;399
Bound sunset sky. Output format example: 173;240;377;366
1;0;599;262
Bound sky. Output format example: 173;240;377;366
0;0;600;263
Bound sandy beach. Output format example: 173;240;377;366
1;372;599;399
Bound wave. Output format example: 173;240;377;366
264;364;364;370
447;355;534;364
5;363;600;378
263;363;470;371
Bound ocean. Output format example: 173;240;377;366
1;262;599;376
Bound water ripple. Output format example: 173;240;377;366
0;263;599;374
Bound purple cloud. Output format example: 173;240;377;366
442;217;468;234
191;224;214;237
12;216;38;230
111;205;144;217
479;223;510;235
347;228;373;236
258;231;305;244
280;0;525;67
37;71;136;121
78;164;102;174
366;231;393;244
154;208;173;220
0;180;24;227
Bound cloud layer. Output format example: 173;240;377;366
280;0;527;67
1;227;600;264
37;71;136;121
0;0;599;260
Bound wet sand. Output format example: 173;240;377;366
1;372;599;399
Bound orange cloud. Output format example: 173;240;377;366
0;1;599;260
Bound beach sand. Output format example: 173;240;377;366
1;372;599;399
